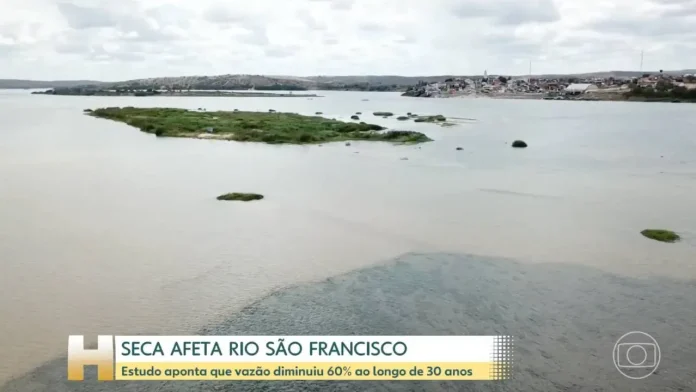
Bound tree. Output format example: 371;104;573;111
498;76;508;84
656;79;671;92
672;86;687;97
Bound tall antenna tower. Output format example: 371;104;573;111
640;50;644;72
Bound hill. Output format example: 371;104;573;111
113;74;315;91
524;70;696;79
303;75;458;85
114;70;696;89
5;69;696;90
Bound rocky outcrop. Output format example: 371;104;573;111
414;115;446;123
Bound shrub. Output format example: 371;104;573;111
217;193;264;201
641;229;680;243
298;133;314;143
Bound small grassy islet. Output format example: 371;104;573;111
640;229;680;243
87;107;431;145
217;193;264;201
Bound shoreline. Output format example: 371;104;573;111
29;89;696;103
409;93;696;103
32;91;321;98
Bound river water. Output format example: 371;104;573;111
1;90;695;391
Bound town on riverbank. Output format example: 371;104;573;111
14;69;696;102
402;70;696;102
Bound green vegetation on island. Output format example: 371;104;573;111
373;112;394;116
319;83;407;92
397;116;409;120
87;107;431;144
254;84;307;91
625;80;696;102
217;193;264;201
640;229;680;243
511;140;528;148
33;87;318;97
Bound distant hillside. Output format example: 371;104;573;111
525;70;696;79
6;69;696;91
304;70;696;84
111;74;316;90
0;79;104;89
105;74;422;91
304;75;458;85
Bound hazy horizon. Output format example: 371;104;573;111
2;67;695;85
3;0;696;80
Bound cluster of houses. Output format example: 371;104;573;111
406;71;696;98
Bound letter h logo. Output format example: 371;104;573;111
67;335;114;381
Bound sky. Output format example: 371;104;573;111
1;0;695;80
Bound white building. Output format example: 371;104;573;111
564;83;598;94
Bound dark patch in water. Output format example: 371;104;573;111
477;189;560;199
3;253;695;391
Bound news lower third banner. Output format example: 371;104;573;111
68;336;514;381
